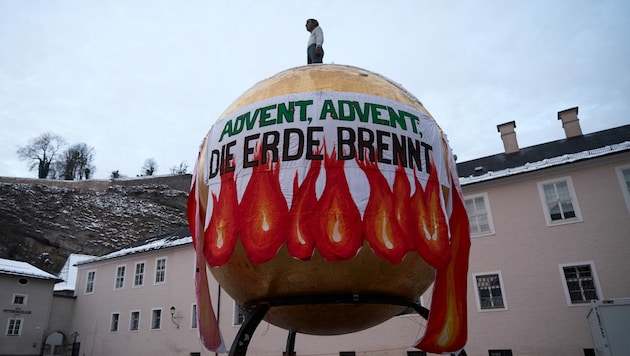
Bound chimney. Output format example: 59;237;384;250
558;106;582;138
497;121;519;154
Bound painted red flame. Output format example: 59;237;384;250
393;164;417;253
237;146;289;264
287;149;323;260
310;148;363;261
411;162;451;269
357;156;408;264
204;169;238;267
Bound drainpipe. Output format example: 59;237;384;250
215;285;221;356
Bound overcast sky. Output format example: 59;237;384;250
1;1;628;180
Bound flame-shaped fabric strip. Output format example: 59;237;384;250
187;174;225;352
311;148;363;261
238;147;289;264
357;155;408;264
415;176;470;353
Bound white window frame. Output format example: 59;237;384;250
537;176;583;226
129;310;141;331
12;294;27;306
464;192;495;237
110;312;120;333
154;257;167;285
85;270;96;294
615;164;630;214
5;317;23;336
133;261;145;288
150;308;162;330
233;302;245;326
559;261;603;306
472;271;508;312
114;265;126;290
191;304;198;329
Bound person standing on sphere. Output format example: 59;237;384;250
306;19;324;64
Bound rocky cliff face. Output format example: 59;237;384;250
0;177;190;275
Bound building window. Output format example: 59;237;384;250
85;270;96;294
130;311;140;331
615;165;630;214
473;272;507;311
151;309;162;330
6;318;23;336
560;262;601;305
233;303;245;326
114;265;126;289
489;350;513;356
464;193;494;236
537;177;582;225
110;313;120;332
339;352;356;356
12;294;27;305
191;304;197;329
134;262;145;287
154;258;167;284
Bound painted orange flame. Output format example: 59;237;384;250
416;174;470;352
311;148;363;261
411;161;451;269
204;169;238;267
287;148;323;260
238;146;289;264
357;156;408;264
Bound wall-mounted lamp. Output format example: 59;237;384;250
170;306;182;329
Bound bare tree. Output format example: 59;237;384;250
170;161;189;175
142;158;158;176
16;132;66;178
58;143;95;180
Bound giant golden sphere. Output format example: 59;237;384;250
194;64;450;335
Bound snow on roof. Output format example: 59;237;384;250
77;230;192;265
0;258;60;281
54;254;95;291
459;141;630;185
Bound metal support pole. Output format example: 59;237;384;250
283;330;297;356
229;302;270;356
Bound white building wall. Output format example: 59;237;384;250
70;245;206;356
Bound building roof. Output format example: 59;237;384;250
77;228;192;265
54;254;95;291
457;125;630;185
0;258;61;281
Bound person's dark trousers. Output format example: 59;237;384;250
307;44;324;64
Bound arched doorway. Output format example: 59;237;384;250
43;331;65;355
